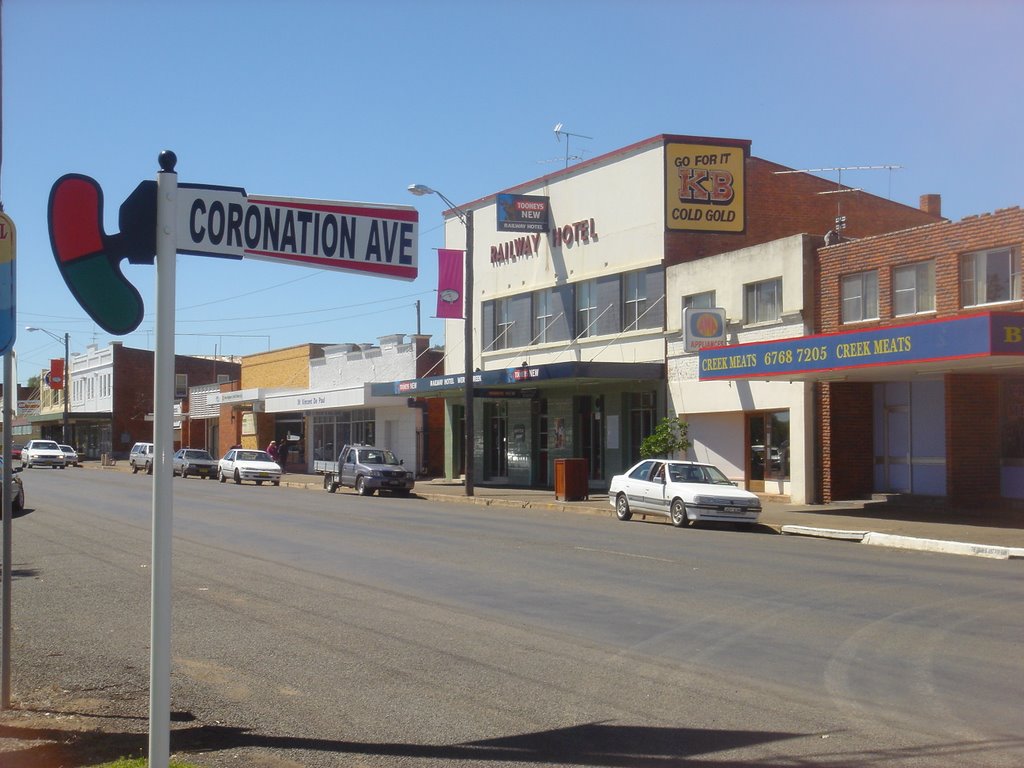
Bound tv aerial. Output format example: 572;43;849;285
552;123;593;168
774;164;903;238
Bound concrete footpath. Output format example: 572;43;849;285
94;462;1024;560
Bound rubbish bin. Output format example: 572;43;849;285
554;458;589;501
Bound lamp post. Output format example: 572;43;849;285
26;327;70;444
408;184;474;497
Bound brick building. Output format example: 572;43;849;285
203;336;444;475
202;344;327;461
816;206;1024;507
29;341;239;459
706;205;1024;508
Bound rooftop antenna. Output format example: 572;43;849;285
553;123;593;169
774;164;902;239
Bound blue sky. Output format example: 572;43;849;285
3;0;1022;385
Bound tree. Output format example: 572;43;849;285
639;416;691;459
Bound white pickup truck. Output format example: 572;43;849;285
320;443;416;497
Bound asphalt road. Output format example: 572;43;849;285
3;468;1024;767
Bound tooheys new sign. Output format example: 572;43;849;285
178;184;419;280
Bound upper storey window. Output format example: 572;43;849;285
893;261;935;316
841;271;879;323
961;247;1020;307
744;278;781;325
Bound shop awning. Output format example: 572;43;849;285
372;361;665;398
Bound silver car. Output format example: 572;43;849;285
173;448;218;479
1;457;25;513
59;444;80;467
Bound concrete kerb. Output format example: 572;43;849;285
782;525;1024;560
860;531;1024;560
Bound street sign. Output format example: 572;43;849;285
0;212;15;355
178;184;419;280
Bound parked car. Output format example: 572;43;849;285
20;439;67;469
173;448;218;479
129;442;155;474
59;444;80;467
1;456;25;514
322;443;415;496
11;444;22;461
608;459;762;528
217;448;281;486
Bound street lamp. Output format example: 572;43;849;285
26;327;70;444
408;184;475;497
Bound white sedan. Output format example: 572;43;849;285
217;448;281;486
608;459;761;528
20;439;67;469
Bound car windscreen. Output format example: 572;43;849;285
238;451;272;462
35;441;61;450
186;450;213;460
359;450;401;465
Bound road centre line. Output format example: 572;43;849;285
574;546;679;563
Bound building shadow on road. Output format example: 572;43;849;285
3;717;1024;767
0;719;802;767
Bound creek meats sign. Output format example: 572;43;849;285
698;312;1024;381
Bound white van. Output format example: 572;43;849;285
129;442;155;474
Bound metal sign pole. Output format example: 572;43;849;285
1;351;13;709
148;151;177;768
1;207;18;710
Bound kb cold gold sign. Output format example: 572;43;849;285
665;141;747;233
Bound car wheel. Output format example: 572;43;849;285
670;498;689;528
218;469;227;483
146;462;153;475
615;493;632;521
355;476;373;496
131;462;138;474
324;475;337;493
180;468;188;479
234;470;242;485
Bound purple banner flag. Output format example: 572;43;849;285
436;249;464;319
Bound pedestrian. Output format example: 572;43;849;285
266;439;278;463
277;438;290;472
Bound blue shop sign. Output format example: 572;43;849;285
699;312;1024;381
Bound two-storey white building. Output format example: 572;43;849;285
667;235;818;502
